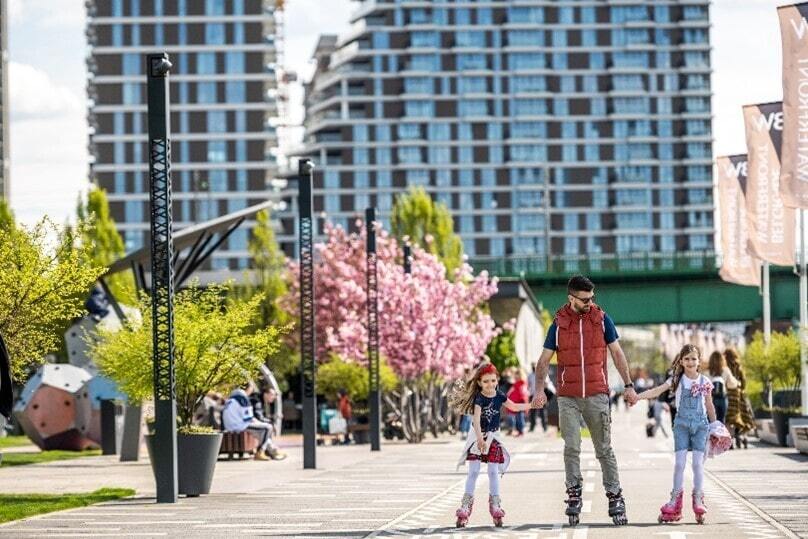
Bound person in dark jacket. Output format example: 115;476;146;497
248;383;286;460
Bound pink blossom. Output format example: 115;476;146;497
282;221;498;379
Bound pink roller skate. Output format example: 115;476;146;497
455;494;473;528
692;491;707;524
658;490;683;523
489;495;505;527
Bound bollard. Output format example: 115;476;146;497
100;399;117;455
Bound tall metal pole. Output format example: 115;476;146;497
762;261;773;409
147;53;177;504
366;207;381;451
298;159;317;469
799;209;808;416
403;243;412;275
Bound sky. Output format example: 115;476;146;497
6;0;789;227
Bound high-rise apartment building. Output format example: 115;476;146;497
0;0;9;201
86;0;283;275
301;1;714;271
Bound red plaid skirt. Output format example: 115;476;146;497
466;439;505;464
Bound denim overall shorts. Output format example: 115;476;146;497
673;380;709;452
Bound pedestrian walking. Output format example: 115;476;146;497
634;344;722;524
707;351;738;424
724;348;755;449
506;368;529;437
449;362;536;528
532;275;637;526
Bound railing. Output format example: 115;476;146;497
470;251;718;279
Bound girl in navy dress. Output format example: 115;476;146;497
450;362;536;527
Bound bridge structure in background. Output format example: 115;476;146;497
472;251;799;325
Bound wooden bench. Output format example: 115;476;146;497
788;418;808;454
218;431;259;460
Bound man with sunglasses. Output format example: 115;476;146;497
532;275;637;526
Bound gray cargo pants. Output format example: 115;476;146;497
558;393;621;494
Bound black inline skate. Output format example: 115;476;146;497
606;489;628;525
565;485;583;526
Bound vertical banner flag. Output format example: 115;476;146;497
743;102;796;265
716;155;761;286
778;3;808;208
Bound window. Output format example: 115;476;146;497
376;148;391;165
122;54;140;75
511;145;546;162
513;99;547;115
207;111;227;132
404;101;434;117
373;32;390;49
224;80;247;103
398;123;421;140
458;76;487;93
197;53;217;74
409;54;440;71
456;31;486;48
404;77;433;94
459;99;488;117
428;123;450;140
511;122;546;138
206;23;225;44
509;6;543;23
205;0;224;15
428;146;451;164
125;201;142;222
411;32;439;48
458;54;487;70
582;29;596;47
225;52;244;72
406;170;430;186
509;30;543;46
478;7;493;24
512;75;546;92
354;149;370;165
198;82;217;103
612;52;648;68
122;83;141;105
509;53;545;70
398;147;422;164
208;141;227;162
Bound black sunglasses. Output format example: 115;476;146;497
569;293;595;304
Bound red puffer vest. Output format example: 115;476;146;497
554;304;609;398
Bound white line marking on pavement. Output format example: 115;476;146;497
582;500;592;513
371;499;422;503
195;523;323;528
84;521;204;525
585;470;595;478
0;529;122;533
366;479;466;538
584;483;594;493
333;518;390;523
39;535;166;538
705;469;799;539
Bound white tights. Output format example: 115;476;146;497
464;460;501;496
673;450;704;494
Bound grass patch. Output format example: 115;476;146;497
0;436;32;449
1;449;101;467
0;487;135;524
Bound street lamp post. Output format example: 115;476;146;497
298;159;317;469
146;52;177;504
366;207;381;451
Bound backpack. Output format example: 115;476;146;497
711;376;726;400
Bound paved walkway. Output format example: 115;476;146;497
0;405;805;538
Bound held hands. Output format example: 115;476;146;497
476;435;486;453
531;393;547;409
623;387;639;406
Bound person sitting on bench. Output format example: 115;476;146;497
223;383;277;461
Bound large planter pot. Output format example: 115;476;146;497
771;411;799;447
145;432;223;496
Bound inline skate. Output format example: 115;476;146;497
606;489;628;525
692;490;707;524
658;490;683;523
488;495;505;527
455;494;473;528
565;485;583;526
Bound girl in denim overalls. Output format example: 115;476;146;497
635;344;718;524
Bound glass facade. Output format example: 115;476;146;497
302;0;713;261
86;0;283;270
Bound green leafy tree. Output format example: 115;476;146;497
391;186;464;277
745;330;801;393
90;284;287;428
316;354;398;403
0;199;14;232
485;330;520;373
232;209;296;384
75;188;136;303
0;219;104;380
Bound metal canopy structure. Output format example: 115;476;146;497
106;200;277;293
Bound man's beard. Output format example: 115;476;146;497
572;303;591;314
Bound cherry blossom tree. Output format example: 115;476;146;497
283;220;498;441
